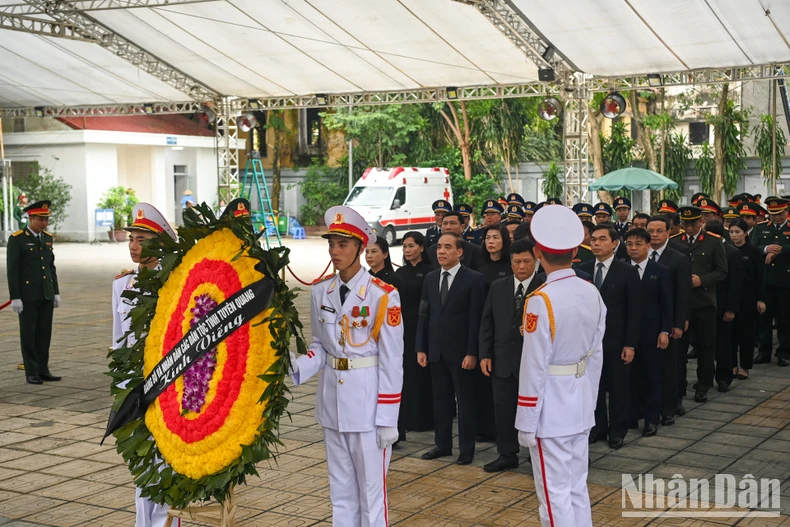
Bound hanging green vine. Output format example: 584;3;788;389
663;133;692;202
541;161;563;198
754;114;786;188
709;99;750;196
696;142;715;196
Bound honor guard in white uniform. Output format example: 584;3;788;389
516;205;606;527
111;202;179;527
291;206;404;527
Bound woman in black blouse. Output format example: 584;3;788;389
393;232;434;442
365;237;403;291
729;219;767;380
477;224;514;291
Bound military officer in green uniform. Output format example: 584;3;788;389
7;200;61;384
13;193;28;230
676;206;728;403
753;197;790;366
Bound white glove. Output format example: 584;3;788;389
53;295;61;308
10;299;22;314
376;427;399;450
518;431;537;448
288;352;300;375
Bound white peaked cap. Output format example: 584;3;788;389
530;203;583;253
125;202;177;241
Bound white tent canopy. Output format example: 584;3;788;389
1;0;790;108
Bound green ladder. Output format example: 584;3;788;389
241;157;283;249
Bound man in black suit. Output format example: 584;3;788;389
478;238;545;472
580;224;641;449
647;215;691;422
426;211;483;271
705;220;743;391
417;232;486;465
625;228;673;437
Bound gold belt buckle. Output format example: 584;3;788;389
336;357;349;371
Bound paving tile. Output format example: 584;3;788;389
704;432;767;448
20;502;108;527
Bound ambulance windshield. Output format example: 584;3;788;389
345;186;393;207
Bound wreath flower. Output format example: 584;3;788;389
107;205;305;508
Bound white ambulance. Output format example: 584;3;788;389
343;167;454;245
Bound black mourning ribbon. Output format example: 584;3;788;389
102;267;275;442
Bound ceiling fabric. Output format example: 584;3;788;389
1;0;790;107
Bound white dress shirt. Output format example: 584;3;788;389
650;239;669;261
630;258;647;279
594;254;615;283
514;272;536;295
438;262;462;292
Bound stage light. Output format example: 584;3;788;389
446;87;459;100
538;97;561;121
600;92;626;119
647;73;663;87
247;99;262;110
315;94;328;106
238;112;257;133
143;103;154;115
34;107;45;118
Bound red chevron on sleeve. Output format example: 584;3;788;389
518;396;538;408
307;350;315;359
378;393;401;404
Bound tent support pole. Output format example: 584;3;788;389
216;97;241;203
562;81;591;205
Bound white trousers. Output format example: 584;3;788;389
528;433;592;527
134;487;176;527
323;428;392;527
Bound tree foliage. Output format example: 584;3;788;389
753;113;786;190
98;186;139;230
16;166;72;230
541;162;563;199
663;133;692;202
696;142;715;196
600;121;636;174
710;90;749;198
298;162;348;226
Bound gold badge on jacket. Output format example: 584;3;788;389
525;313;539;333
387;307;401;326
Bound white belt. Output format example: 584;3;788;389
548;348;595;377
328;355;378;371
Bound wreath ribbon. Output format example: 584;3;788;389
103;270;275;440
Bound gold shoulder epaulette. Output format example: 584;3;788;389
11;230;23;237
670;232;682;239
312;273;335;285
371;276;395;293
115;269;134;280
579;244;591;250
43;230;52;236
707;232;721;239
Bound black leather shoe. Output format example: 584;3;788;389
676;403;686;416
661;416;675;426
642;424;658;437
456;455;474;465
483;456;518;472
608;437;624;450
40;374;61;382
421;447;452;460
753;354;771;364
694;390;708;403
717;382;730;393
26;376;42;385
779;358;789;367
588;432;606;445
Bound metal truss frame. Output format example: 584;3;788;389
0;12;98;41
0;0;215;15
216;97;240;202
0;101;202;117
562;82;591;206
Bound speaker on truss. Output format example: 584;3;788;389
538;68;555;82
238;112;257;133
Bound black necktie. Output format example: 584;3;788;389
776;223;782;232
339;285;349;305
688;235;694;246
440;271;450;306
650;251;658;262
594;262;604;289
514;283;524;312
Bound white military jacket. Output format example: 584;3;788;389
515;268;606;438
112;270;138;350
293;266;404;432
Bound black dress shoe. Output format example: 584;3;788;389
694;390;708;403
483;456;518;473
588;432;606;445
779;358;789;367
26;376;43;385
676;403;686;416
40;374;61;382
456;455;473;465
608;437;624;450
420;447;452;460
661;415;675;426
642;424;658;437
753;354;771;364
736;373;748;380
717;382;730;393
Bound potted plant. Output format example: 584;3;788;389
97;186;139;242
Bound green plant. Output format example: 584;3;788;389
601;121;636;174
663;133;692;202
449;172;496;214
696;142;715;196
541;162;563;198
754;114;786;190
298;162;347;226
709;94;750;197
16;166;72;230
97;186;139;230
